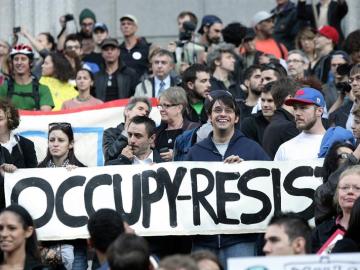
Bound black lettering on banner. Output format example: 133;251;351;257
84;174;112;217
238;169;272;224
191;168;218;226
11;177;54;228
161;167;187;227
216;171;240;224
142;170;164;228
56;176;87;227
283;166;315;220
113;174;141;225
271;168;281;217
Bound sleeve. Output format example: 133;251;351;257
102;128;128;163
335;0;348;20
21;137;38;168
240;117;256;141
39;84;54;107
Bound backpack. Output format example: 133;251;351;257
7;77;41;110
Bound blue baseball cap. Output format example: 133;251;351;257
285;87;325;108
198;15;222;34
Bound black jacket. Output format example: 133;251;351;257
102;123;127;164
106;149;163;165
328;100;353;128
241;111;270;146
94;63;137;101
332;237;360;253
209;76;245;102
262;108;299;159
11;135;38;168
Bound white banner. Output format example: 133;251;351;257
5;160;323;241
17;99;160;167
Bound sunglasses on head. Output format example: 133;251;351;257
48;122;72;130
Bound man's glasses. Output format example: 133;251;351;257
212;107;235;114
65;45;81;50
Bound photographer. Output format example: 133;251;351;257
168;11;205;74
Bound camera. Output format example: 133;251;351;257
13;27;21;34
337;63;352;77
336;64;353;94
64;14;74;22
178;21;196;45
336;82;351;93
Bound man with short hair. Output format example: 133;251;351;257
263;212;311;256
251;11;288;59
94;38;138;101
241;83;276;145
274;87;326;160
287;50;309;80
182;64;211;124
134;49;177;98
186;94;269;268
262;78;300;158
103;96;151;164
260;62;287;89
119;14;151;80
207;43;244;100
197;15;223;50
0;44;53;111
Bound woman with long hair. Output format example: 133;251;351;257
295;27;317;69
62;68;103;110
40;52;78;110
0;204;45;269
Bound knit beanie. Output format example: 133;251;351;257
79;8;97;23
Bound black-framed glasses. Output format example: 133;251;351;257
48;122;72;130
157;104;179;110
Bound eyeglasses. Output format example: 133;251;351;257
212;107;235;114
338;185;360;192
48;122;72;130
337;153;351;160
157;104;178;110
65;45;81;50
287;59;304;64
81;22;94;27
349;75;360;84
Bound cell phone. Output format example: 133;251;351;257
159;147;169;153
64;14;74;22
13;27;21;33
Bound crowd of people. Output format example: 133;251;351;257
0;0;360;269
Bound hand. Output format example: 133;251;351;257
223;155;243;164
167;41;177;53
65;165;78;171
59;16;66;28
121;145;134;160
124;222;135;234
0;163;17;177
19;26;29;37
160;149;173;162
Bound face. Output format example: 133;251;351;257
315;34;331;50
189;71;211;99
351;51;360;65
260;69;278;89
0;42;9;56
216;52;235;73
243;39;256;53
287;53;307;78
337;174;360;212
293;103;320;131
102;46;120;63
12;54;31;76
205;23;223;44
349;72;360;99
120;19;137;38
64;40;82;57
152;54;173;80
0;109;9;134
0;211;32;254
48;129;73;160
158;97;182;123
209;100;239;133
41;55;54;77
300;37;315;53
336;146;353;167
178;15;191;32
125;102;150;121
81;18;95;36
261;92;276;118
331;55;347;80
351;116;360;139
197;259;221;270
127;122;154;157
245;69;262;95
93;29;108;45
36;34;52;50
76;70;93;92
257;18;274;37
263;224;297;256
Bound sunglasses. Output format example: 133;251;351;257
48;122;72;130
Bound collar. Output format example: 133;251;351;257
2;131;17;154
133;151;154;164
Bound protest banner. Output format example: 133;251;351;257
228;253;360;270
5;160;323;241
16;99;160;166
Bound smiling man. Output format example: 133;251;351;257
274;87;326;161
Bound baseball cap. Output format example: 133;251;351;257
198;15;222;34
120;14;138;25
251;11;274;28
93;22;108;32
101;38;119;49
285;87;325;107
318;25;339;45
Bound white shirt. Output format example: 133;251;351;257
274;132;324;161
133;151;154;165
154;76;171;97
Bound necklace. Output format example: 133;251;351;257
76;95;91;102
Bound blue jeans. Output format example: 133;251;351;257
192;241;256;270
72;245;88;270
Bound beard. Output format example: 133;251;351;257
296;116;316;131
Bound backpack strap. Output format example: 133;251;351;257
7;76;40;110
